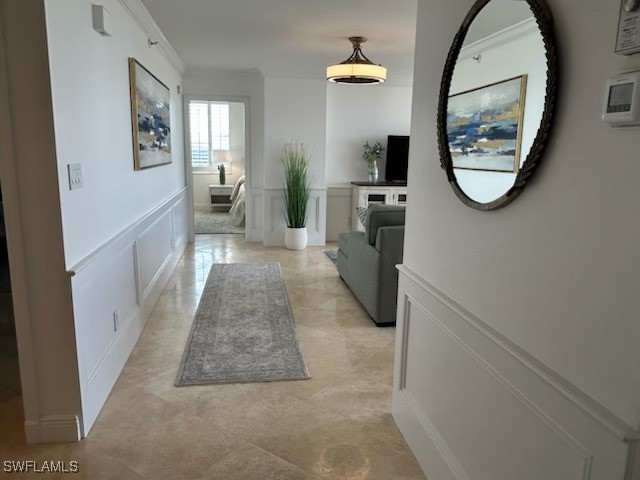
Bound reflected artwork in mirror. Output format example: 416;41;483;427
437;0;557;210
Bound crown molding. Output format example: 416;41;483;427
184;67;263;79
459;17;539;62
116;0;186;75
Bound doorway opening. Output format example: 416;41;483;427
186;97;249;238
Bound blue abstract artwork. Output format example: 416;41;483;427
447;75;527;172
129;58;171;170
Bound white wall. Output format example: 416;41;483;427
325;83;412;241
451;20;547;203
326;83;413;185
264;77;327;188
394;0;640;478
263;77;327;246
45;0;185;269
228;101;246;182
192;175;214;207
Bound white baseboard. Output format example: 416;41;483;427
393;265;632;480
245;228;263;242
24;415;81;443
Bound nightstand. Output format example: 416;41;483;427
209;185;233;210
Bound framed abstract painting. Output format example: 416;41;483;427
447;75;527;173
128;58;172;170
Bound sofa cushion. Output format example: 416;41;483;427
365;205;406;246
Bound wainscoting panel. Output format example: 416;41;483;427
245;186;264;243
172;195;188;249
393;266;631;480
263;187;327;247
73;244;138;383
137;211;173;301
69;188;188;435
326;186;352;242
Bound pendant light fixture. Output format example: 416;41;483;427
327;37;387;85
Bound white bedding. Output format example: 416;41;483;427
229;176;246;227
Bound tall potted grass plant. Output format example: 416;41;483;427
282;143;312;250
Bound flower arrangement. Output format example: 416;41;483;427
362;141;384;168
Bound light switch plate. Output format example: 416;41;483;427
68;163;83;190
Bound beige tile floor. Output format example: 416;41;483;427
0;235;425;480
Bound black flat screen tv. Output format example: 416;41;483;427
385;135;410;183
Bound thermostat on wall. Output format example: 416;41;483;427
602;71;640;126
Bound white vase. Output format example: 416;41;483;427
285;227;307;251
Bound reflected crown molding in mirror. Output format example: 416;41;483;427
458;17;539;62
437;0;558;211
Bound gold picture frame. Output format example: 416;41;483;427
128;58;172;170
447;74;527;173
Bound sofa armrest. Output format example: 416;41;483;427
345;233;381;319
375;225;405;261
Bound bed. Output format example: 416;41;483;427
229;175;246;227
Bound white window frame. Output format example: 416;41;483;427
188;100;232;174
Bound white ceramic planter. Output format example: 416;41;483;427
285;227;307;251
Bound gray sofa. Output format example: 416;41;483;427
336;205;405;326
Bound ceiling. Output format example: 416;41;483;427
140;0;418;84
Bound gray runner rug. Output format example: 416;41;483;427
175;262;310;386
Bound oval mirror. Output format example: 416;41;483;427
437;0;557;210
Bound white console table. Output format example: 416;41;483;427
351;182;407;230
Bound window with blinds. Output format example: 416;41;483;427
189;100;231;170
